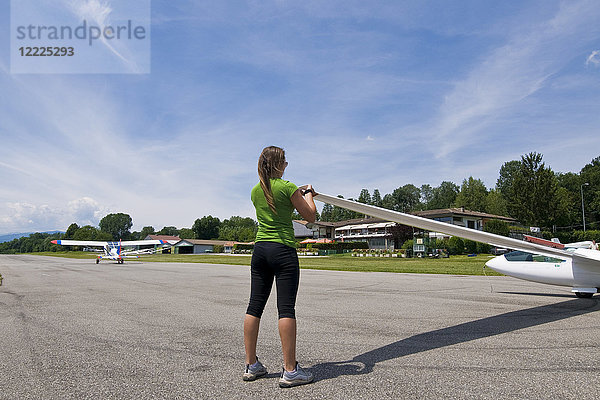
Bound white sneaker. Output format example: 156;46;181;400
243;357;267;381
279;362;314;388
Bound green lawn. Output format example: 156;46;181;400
34;252;501;276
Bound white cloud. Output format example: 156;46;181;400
0;197;110;234
69;0;112;25
1;203;54;233
0;203;56;232
586;50;600;67
63;0;145;72
68;197;107;226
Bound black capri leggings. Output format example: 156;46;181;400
246;241;300;319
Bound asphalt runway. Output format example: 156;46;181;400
1;255;599;399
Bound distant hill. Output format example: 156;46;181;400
0;231;63;243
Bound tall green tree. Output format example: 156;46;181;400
427;181;459;210
496;160;521;199
99;213;133;240
139;226;156;239
453;177;488;212
580;156;600;228
371;189;383;207
65;223;79;239
73;225;112;241
555;172;579;222
420;184;433;210
385;184;421;212
218;216;257;242
192;216;221;239
511;152;560;227
179;228;195;239
157;226;179;236
320;203;334;221
355;189;373;218
552;186;574;228
496;159;522;219
485;189;507;216
357;189;372;204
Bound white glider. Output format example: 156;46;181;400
316;193;600;298
51;239;166;264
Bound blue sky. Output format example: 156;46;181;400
1;0;600;234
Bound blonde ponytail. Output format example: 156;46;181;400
258;146;286;214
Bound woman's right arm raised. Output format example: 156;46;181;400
291;185;317;223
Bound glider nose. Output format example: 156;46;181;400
485;255;508;275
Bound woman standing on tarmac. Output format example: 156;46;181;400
243;146;317;388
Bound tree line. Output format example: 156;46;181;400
1;152;597;254
321;152;600;232
64;214;259;243
0;213;259;254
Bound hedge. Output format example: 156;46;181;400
447;237;464;255
464;239;478;254
542;230;600;244
233;243;254;251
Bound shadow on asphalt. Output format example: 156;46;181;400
498;292;575;298
310;298;600;382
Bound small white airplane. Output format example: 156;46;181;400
51;239;167;264
316;193;600;298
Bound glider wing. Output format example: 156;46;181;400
316;193;597;263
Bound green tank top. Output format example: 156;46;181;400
251;179;298;248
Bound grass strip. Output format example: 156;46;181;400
33;252;501;276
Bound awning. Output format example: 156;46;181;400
335;225;364;231
299;238;334;244
366;222;395;229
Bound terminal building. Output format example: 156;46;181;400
301;207;515;250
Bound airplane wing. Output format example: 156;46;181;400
52;239;165;247
52;240;109;247
315;193;598;263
